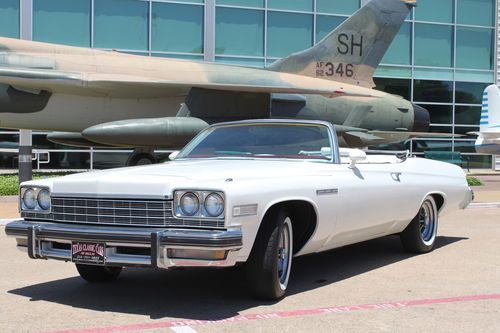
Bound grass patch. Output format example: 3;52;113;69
467;176;483;186
0;172;74;196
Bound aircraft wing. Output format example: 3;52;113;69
370;130;462;140
335;124;462;147
0;67;379;98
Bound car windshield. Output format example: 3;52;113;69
176;123;333;161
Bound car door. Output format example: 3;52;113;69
320;161;410;251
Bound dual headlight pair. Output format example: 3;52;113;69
20;187;51;212
174;190;224;219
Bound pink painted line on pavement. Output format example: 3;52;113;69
43;293;500;333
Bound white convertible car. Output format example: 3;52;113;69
5;120;473;299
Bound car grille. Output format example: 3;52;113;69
22;197;224;228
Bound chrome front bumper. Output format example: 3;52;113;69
5;220;243;268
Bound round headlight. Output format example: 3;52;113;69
204;193;224;217
37;189;51;210
180;192;200;216
23;188;36;210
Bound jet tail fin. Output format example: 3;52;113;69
480;85;500;133
267;0;415;88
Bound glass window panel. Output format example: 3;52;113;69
381;22;410;65
94;0;148;50
457;0;494;26
463;154;492;169
316;0;359;15
412;139;452;153
453;141;477;153
414;80;453;103
414;23;453;67
456;27;493;70
37;152;80;169
0;0;20;38
267;12;312;58
152;3;203;53
33;0;90;47
91;152;129;169
216;8;263;56
374;66;412;78
414;67;454;81
217;0;263;8
268;0;312;12
316;15;345;42
415;0;453;23
418;104;453;124
215;56;264;68
374;78;411;100
429;125;453;134
455;82;489;104
455;70;494;83
368;142;408;151
454;126;479;135
456;127;480;141
455;105;481;125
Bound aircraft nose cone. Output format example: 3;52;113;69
412;103;430;132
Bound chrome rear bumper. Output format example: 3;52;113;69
5;219;242;268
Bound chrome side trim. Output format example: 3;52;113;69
316;189;339;196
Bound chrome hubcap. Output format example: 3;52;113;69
419;200;435;243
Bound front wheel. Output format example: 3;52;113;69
76;264;122;283
400;195;438;253
246;209;293;300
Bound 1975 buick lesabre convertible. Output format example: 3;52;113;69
5;120;473;299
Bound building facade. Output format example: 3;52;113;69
0;0;497;169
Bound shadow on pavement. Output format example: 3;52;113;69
9;235;467;320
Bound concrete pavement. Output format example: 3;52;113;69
0;172;498;332
0;207;498;332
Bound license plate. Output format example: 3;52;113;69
71;242;106;265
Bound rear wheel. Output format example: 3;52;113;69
246;209;293;300
400;196;438;253
76;264;122;283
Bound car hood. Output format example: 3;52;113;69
39;159;329;198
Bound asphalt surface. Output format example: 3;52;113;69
0;175;499;332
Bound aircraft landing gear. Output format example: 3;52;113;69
126;148;157;166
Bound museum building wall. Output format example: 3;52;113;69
0;0;497;169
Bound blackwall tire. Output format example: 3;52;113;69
76;264;122;283
400;195;438;253
246;209;293;300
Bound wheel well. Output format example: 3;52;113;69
262;201;317;254
430;193;445;212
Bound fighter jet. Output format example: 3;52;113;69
0;0;434;165
473;85;500;154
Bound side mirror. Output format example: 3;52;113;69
169;151;180;161
348;149;366;168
